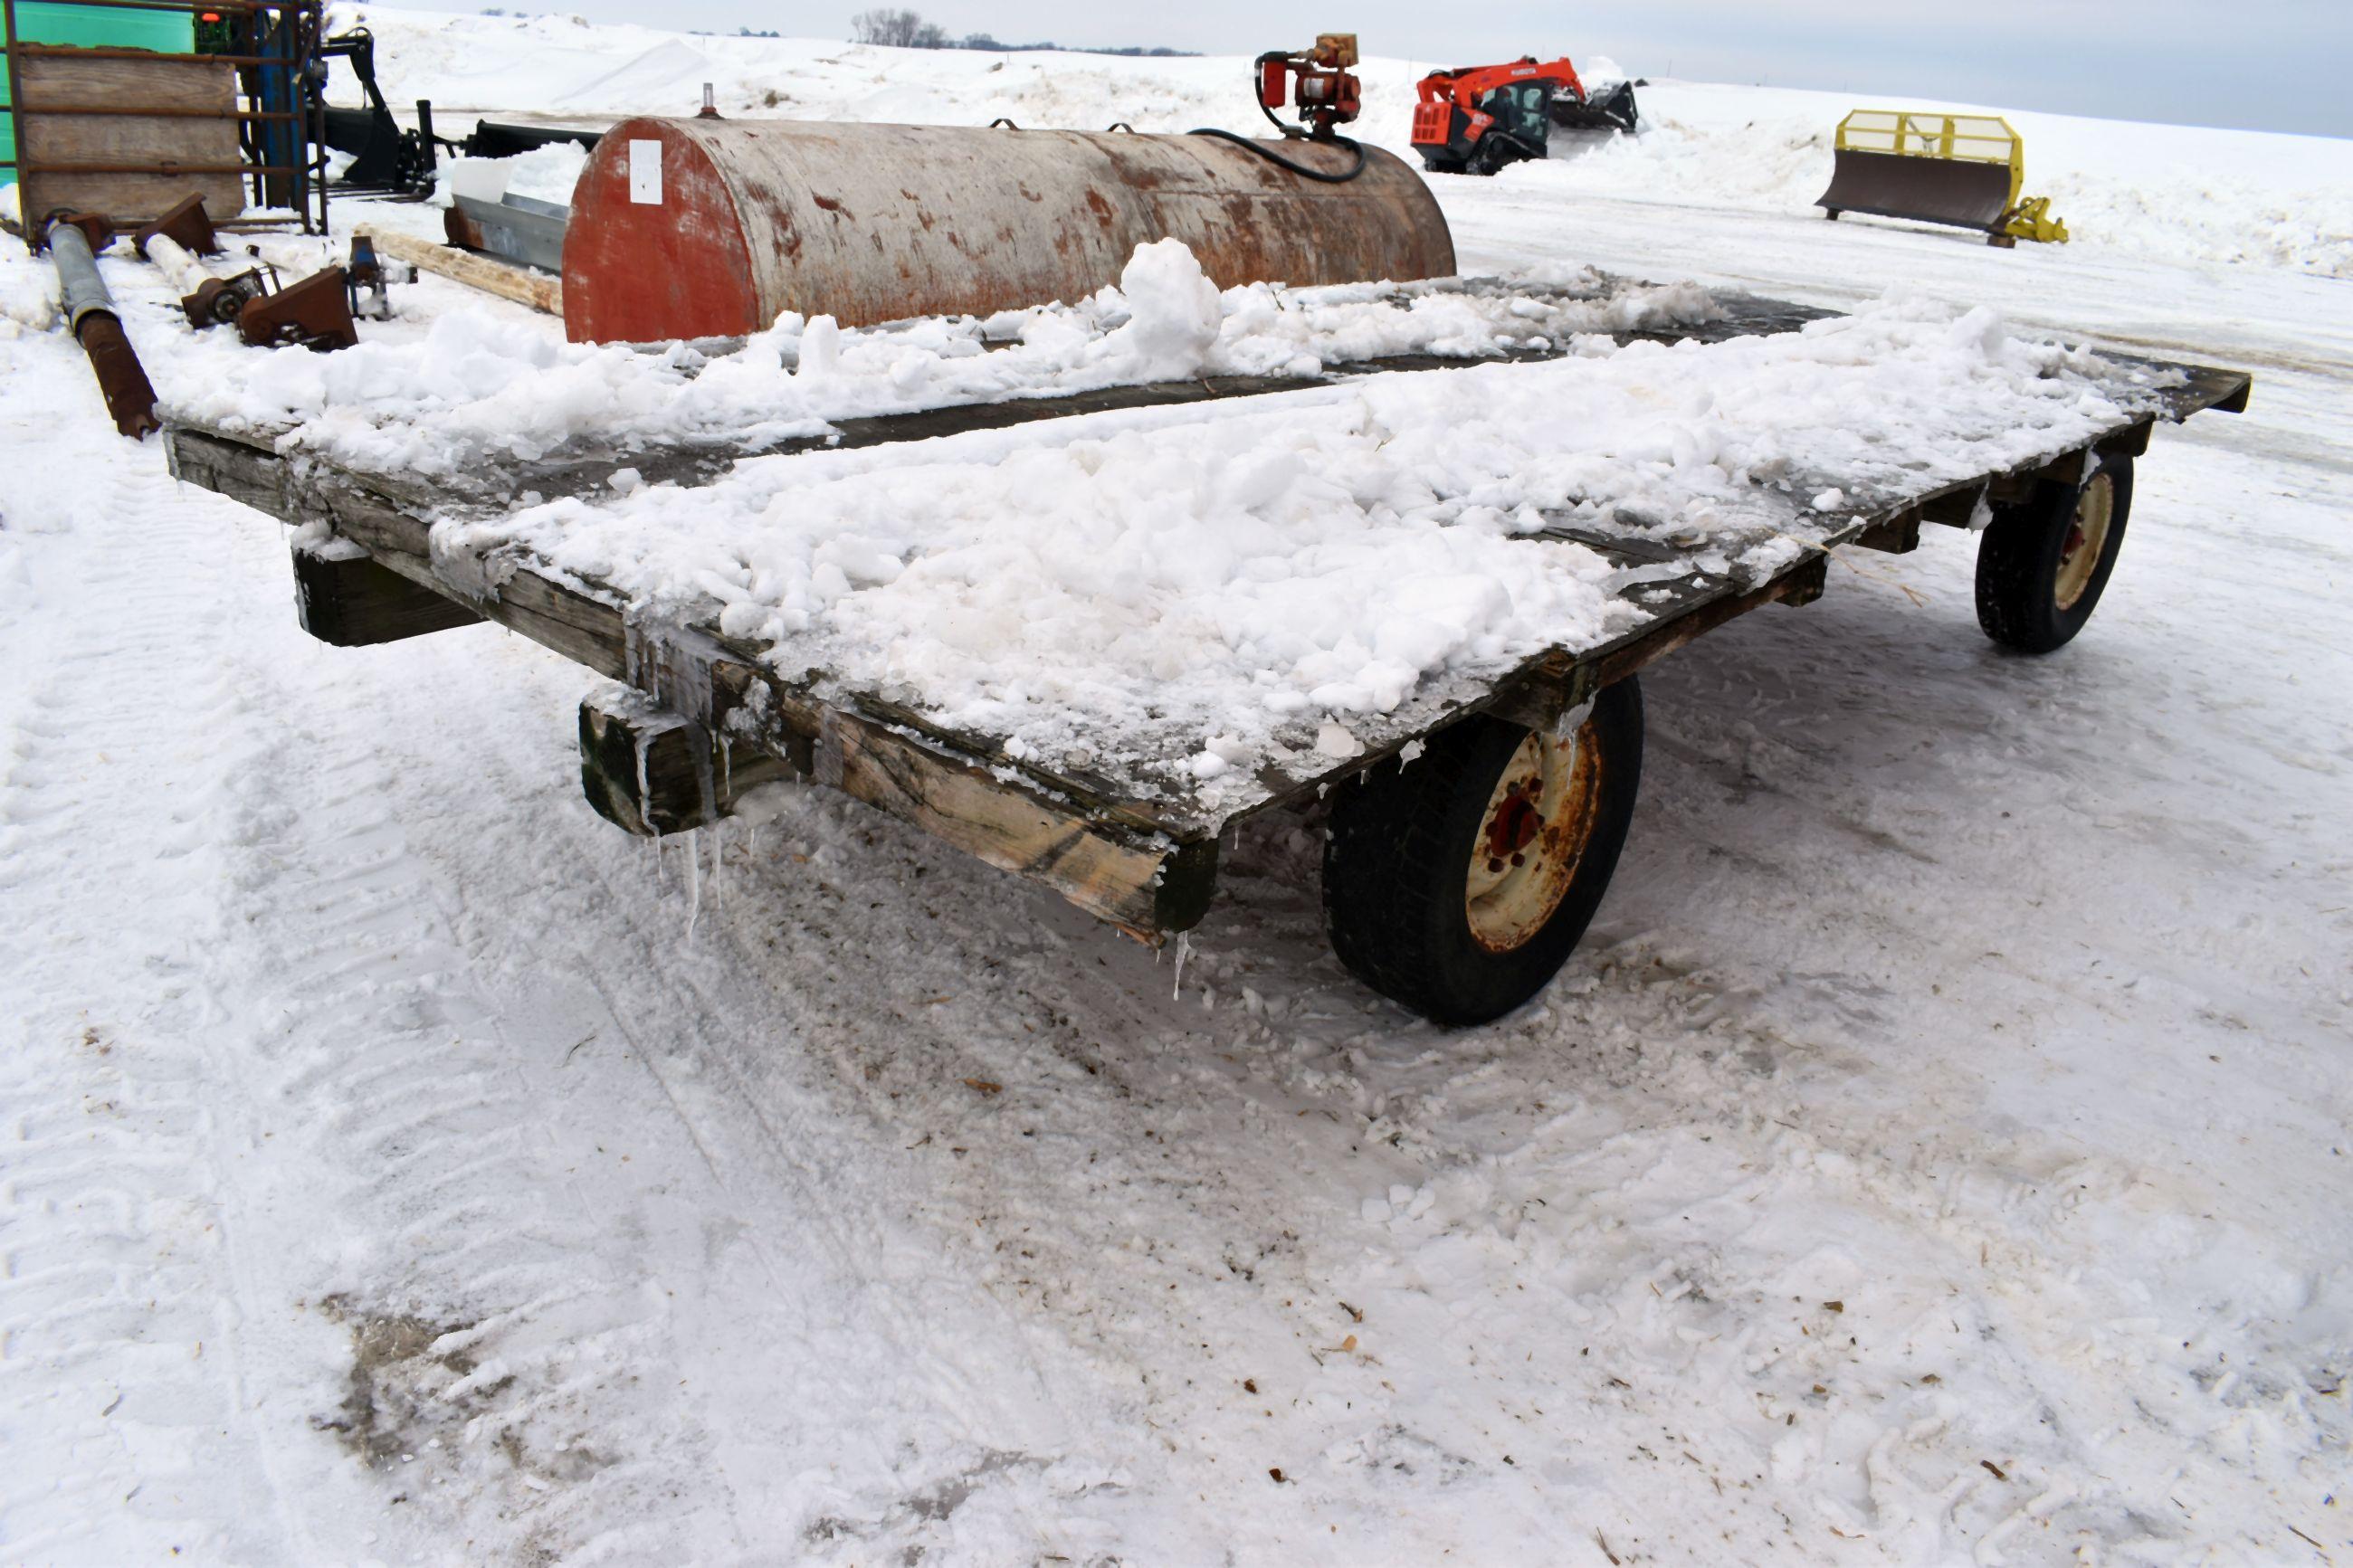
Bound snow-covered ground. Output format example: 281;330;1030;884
331;8;2353;280
3;16;2349;1565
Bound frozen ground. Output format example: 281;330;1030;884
4;20;2350;1566
329;7;2353;280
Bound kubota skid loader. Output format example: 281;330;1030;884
1411;57;1638;176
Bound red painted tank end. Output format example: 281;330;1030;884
563;119;762;345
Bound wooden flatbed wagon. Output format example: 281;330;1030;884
163;275;2251;1023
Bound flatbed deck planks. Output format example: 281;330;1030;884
164;280;2252;941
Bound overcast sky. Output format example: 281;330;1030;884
421;0;2353;138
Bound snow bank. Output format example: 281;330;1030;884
0;242;57;337
326;6;2353;280
447;290;2152;802
1506;82;2353;280
427;139;590;209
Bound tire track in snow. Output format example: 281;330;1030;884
349;650;1145;1559
3;422;740;1563
0;448;307;1562
188;641;763;1560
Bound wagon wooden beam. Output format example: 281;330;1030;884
1852;511;1924;555
359;230;563;316
169;427;1221;938
578;684;792;837
764;687;1221;936
292;542;484;647
1483;554;1833;733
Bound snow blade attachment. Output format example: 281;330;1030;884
1816;109;2068;246
1549;79;1638;134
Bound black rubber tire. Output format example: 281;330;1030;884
1321;677;1644;1026
1974;455;2135;654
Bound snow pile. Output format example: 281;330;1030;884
325;7;2353;280
1084;238;1223;381
448;290;2149;799
0;247;57;337
1576;54;1630;95
1499;84;2353;280
426;139;591;209
148;248;1724;481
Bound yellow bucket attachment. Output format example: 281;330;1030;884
1818;109;2069;246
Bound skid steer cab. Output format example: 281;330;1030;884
1412;56;1638;175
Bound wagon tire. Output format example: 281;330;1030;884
1321;677;1643;1026
1975;454;2134;654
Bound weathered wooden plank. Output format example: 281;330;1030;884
166;426;288;516
774;688;1219;936
1852;510;1923;555
360;230;562;315
1589;556;1830;691
15;53;245;223
300;469;632;679
1482;555;1833;731
292;542;483;647
169;428;628;682
167;428;1219;936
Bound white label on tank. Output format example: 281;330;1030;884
628;139;662;204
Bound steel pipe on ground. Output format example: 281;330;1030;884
560;118;1457;344
143;233;214;296
47;220;160;439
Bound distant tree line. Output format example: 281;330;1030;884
849;7;1193;54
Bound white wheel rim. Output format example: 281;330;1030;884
1464;717;1606;954
2053;471;2115;612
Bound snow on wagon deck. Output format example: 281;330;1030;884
161;254;2250;939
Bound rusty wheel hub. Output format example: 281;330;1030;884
1464;716;1606;954
2053;470;2115;613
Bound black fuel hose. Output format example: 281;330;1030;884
1187;126;1368;183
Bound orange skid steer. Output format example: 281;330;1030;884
1412;56;1639;175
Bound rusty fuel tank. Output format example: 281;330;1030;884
560;118;1456;344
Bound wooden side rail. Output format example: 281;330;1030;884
170;428;1220;938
